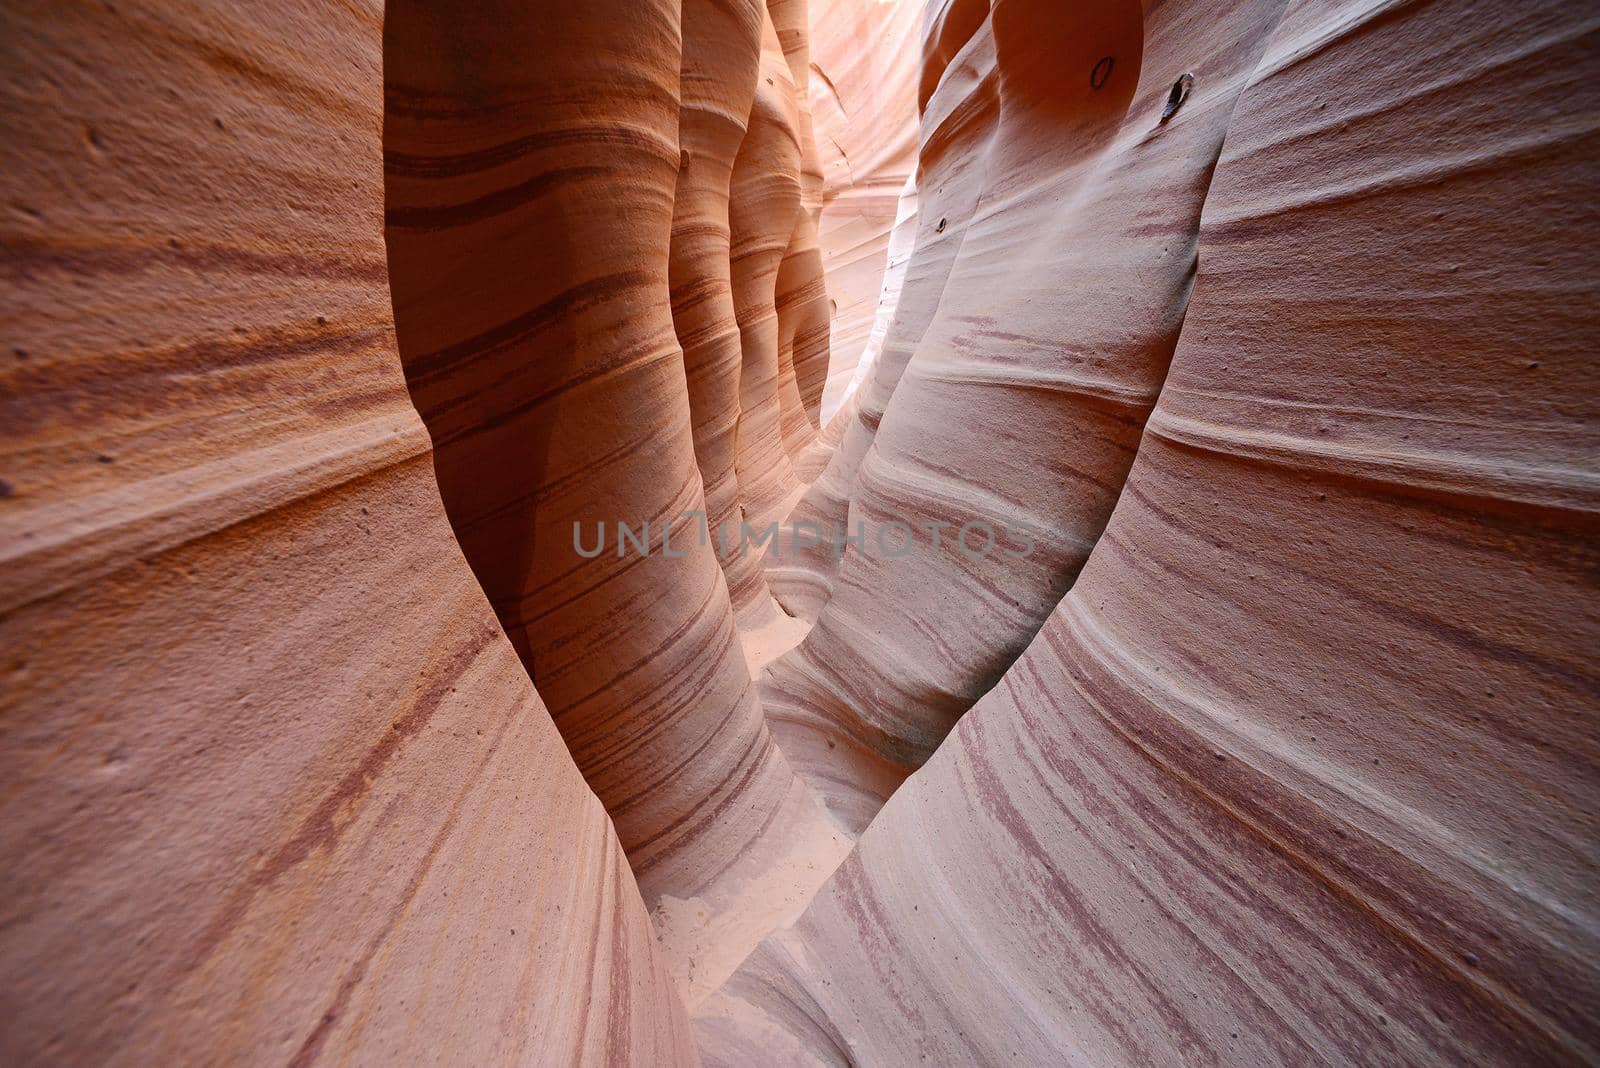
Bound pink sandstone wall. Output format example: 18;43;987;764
3;0;1595;1064
0;0;695;1061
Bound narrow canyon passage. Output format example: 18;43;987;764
1;0;1596;1066
383;0;848;1006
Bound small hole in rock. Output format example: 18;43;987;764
1090;56;1114;90
936;217;947;233
1161;73;1194;123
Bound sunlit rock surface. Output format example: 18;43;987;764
384;0;844;1005
767;2;997;628
766;0;1302;831
4;0;1596;1064
700;0;1600;1061
808;0;923;414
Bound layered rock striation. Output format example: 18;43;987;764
767;0;1299;830
4;0;1597;1065
701;0;1600;1061
767;0;997;627
385;0;844;1003
0;0;696;1061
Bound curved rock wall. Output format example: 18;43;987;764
0;0;694;1061
767;3;998;628
671;0;769;621
766;0;832;431
774;242;826;458
731;35;811;539
833;172;919;423
699;0;1600;1060
807;0;923;412
384;0;844;1004
6;0;1596;1064
767;0;1298;831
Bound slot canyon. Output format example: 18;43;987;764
1;0;1596;1063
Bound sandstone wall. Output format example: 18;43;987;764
700;0;1600;1061
5;0;1595;1064
384;0;843;1004
806;0;923;412
0;0;696;1061
767;1;997;630
767;0;1296;830
672;0;770;621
